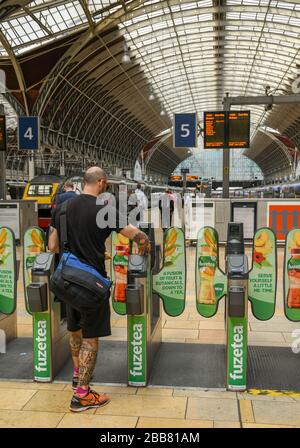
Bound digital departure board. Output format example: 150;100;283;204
228;111;250;148
204;111;226;148
0;115;6;151
203;110;250;149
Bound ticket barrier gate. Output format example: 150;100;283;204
197;223;278;391
111;224;163;386
0;227;18;350
26;250;69;381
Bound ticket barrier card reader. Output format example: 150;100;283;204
126;255;147;315
27;253;54;313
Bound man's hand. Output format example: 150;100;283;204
133;231;150;255
120;225;150;255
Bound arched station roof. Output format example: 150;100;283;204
1;0;300;177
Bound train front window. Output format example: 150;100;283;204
28;184;53;196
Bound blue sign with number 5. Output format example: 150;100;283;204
18;116;40;151
173;113;197;148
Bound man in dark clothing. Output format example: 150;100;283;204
48;166;150;412
55;181;77;206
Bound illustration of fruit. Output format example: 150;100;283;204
254;231;269;247
254;231;273;258
165;246;176;258
0;228;7;247
204;228;216;247
118;234;129;245
0;228;9;265
29;229;44;253
293;231;300;248
165;228;177;250
254;251;265;264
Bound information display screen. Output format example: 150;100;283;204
203;112;226;148
0;115;6;151
228;111;250;148
231;202;257;239
204;110;250;149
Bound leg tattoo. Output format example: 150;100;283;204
78;338;98;387
69;330;82;366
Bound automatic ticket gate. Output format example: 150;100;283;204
197;223;278;390
3;222;300;393
0;226;69;382
0;227;17;351
111;224;186;386
23;227;69;381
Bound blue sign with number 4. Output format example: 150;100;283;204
18;116;40;151
173;113;197;148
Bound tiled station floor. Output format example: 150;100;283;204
1;245;300;428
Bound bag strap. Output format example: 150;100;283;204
59;201;69;253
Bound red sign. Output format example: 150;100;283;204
268;203;300;241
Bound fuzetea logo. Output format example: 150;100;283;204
230;325;244;381
35;320;48;373
130;323;143;377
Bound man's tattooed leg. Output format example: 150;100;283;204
78;338;99;388
69;330;82;369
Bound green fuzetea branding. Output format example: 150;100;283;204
128;315;146;386
227;318;247;390
33;313;51;381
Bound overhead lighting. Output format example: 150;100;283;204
160;109;166;116
121;43;131;64
149;92;155;101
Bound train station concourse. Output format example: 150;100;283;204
1;0;300;431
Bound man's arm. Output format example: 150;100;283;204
120;224;150;254
48;226;60;253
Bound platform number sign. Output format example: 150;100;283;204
173;113;197;148
18;116;40;151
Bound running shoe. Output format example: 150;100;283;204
70;389;110;412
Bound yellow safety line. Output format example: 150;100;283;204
246;389;300;398
239;399;255;424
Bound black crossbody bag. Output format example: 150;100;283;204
50;202;112;312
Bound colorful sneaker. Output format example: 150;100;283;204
70;389;110;412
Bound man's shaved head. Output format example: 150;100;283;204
83;166;107;185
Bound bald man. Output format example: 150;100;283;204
48;166;150;412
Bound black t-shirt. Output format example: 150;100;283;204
51;194;123;276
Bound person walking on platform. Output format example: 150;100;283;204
48;166;150;412
55;180;77;207
134;183;148;223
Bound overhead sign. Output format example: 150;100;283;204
228;111;250;148
173;113;197;148
0;115;6;151
204;111;226;149
18;116;40;151
203;111;250;149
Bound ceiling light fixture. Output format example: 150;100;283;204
121;42;131;64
